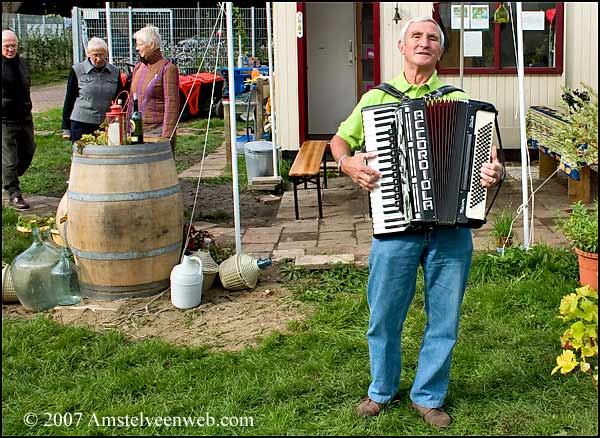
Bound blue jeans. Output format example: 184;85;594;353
366;227;473;408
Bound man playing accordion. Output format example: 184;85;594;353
330;17;503;429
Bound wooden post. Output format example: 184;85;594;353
255;77;264;141
568;166;592;204
224;100;232;172
539;152;558;179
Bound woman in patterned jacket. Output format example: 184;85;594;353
130;25;180;150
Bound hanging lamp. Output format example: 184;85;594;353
393;3;401;24
494;3;510;24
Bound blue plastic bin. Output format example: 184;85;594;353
221;67;270;96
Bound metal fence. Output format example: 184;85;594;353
73;7;269;75
2;13;73;71
2;13;72;39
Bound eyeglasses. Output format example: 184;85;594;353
2;44;18;49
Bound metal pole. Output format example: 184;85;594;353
17;14;21;40
516;2;530;249
196;2;200;35
226;2;243;254
251;6;255;58
105;2;113;63
71;7;82;64
266;2;278;177
128;6;133;64
169;12;174;47
459;3;464;89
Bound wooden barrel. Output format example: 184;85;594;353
67;141;183;300
51;193;68;248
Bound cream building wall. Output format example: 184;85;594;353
273;3;300;152
564;2;598;91
273;2;597;151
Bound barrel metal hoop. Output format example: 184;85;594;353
72;142;171;155
79;280;170;300
71;241;182;260
68;184;180;202
71;151;173;165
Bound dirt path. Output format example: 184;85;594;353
30;82;67;112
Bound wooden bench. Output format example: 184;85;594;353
288;140;329;219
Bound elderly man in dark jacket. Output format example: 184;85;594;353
2;29;36;210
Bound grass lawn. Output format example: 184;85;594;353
31;69;71;87
21;109;72;197
2;245;597;436
2;207;33;264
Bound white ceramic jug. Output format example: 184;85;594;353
170;255;203;309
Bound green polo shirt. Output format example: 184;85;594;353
336;71;469;151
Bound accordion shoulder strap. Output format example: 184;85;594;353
375;83;463;100
425;85;464;99
374;83;407;100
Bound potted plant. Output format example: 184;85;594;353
556;200;598;290
492;209;515;253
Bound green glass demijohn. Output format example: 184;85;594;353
50;248;81;306
10;228;61;311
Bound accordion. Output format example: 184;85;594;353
362;96;500;236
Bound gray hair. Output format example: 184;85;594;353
399;16;445;48
87;37;108;53
134;25;161;49
2;29;18;43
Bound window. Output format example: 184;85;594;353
433;2;563;74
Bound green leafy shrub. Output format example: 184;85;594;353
19;30;72;73
554;83;598;166
552;285;598;390
279;158;292;184
556;200;598;253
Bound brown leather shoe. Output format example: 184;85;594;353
356;397;384;418
9;195;30;210
411;402;452;429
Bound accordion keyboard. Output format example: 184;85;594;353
362;104;412;234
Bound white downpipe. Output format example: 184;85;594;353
266;2;278;176
459;3;464;89
71;7;82;64
226;2;242;253
251;7;255;58
516;2;530;249
105;2;113;63
128;6;133;65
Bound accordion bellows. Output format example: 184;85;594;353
362;96;499;236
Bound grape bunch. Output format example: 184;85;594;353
74;129;108;154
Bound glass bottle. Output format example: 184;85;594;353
10;227;61;311
130;93;144;144
50;248;81;306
